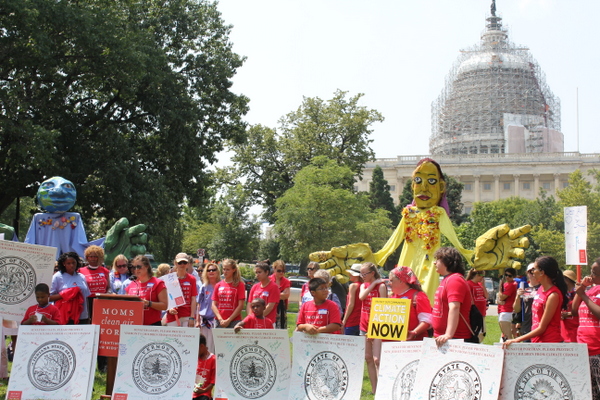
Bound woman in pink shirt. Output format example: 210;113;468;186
504;256;568;347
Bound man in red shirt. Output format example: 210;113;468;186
497;267;518;341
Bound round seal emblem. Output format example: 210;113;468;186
514;364;572;400
429;361;481;400
304;351;349;400
132;342;182;394
230;343;276;398
0;256;36;305
393;360;419;400
28;341;76;391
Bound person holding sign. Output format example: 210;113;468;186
126;255;168;326
165;253;198;327
296;278;342;335
359;262;387;394
21;283;61;326
389;266;432;341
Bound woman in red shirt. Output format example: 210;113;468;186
211;259;246;328
126;255;168;326
269;259;291;329
247;262;279;328
342;264;363;336
504;256;568;347
390;266;432;340
359;262;387;394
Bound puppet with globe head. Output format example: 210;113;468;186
310;158;531;300
0;176;146;265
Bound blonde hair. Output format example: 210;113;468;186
202;263;222;285
222;259;241;285
111;254;128;272
272;259;285;272
156;263;171;278
84;245;105;265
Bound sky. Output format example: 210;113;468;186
215;0;600;160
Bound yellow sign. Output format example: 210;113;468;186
367;297;411;340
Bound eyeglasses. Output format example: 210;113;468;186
117;264;128;268
177;261;189;265
504;274;513;278
476;272;484;276
276;270;284;273
133;265;144;270
527;269;535;275
307;267;318;271
360;270;374;277
207;268;218;272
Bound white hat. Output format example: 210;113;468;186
348;264;362;276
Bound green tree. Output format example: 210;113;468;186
369;166;400;226
0;0;248;236
226;90;383;222
273;157;392;263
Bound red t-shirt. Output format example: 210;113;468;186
531;285;563;343
577;285;600;356
297;299;341;334
125;277;166;325
360;282;386;332
22;304;62;325
248;281;280;324
432;273;472;339
392;288;432;341
79;266;110;296
269;274;291;308
498;281;517;313
212;281;246;321
560;290;579;343
344;283;362;328
241;314;274;329
467;280;488;317
165;273;198;322
193;353;216;399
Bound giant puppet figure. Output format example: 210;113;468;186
0;176;147;264
310;158;530;299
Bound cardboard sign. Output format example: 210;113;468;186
162;272;186;309
92;298;143;357
0;240;56;321
213;329;291;400
375;341;423;400
7;325;99;400
367;297;411;340
564;206;587;265
112;325;199;400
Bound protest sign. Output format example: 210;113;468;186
367;297;411;340
7;325;99;400
375;341;423;400
92;298;143;357
213;329;291;400
0;240;56;321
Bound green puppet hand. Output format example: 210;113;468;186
0;223;16;241
104;218;147;265
473;224;531;271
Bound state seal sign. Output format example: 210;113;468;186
514;364;572;400
393;360;419;400
28;341;76;391
132;342;182;395
429;361;481;400
0;256;36;304
304;351;349;400
230;344;276;399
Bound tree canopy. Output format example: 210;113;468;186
0;0;248;240
225;90;383;222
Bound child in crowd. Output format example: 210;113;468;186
22;283;61;325
296;278;342;334
193;334;215;400
234;298;273;332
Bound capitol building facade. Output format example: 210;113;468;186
356;5;600;213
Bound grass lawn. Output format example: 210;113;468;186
0;313;501;400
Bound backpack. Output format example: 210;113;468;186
460;288;485;343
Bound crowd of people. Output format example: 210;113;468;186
9;247;600;399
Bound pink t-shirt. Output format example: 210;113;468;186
360;282;386;332
22;304;62;325
248;281;280;324
212;281;246;321
432;273;472;339
467;280;488;317
166;273;198;322
297;299;341;334
577;285;600;356
392;288;432;341
498;281;517;313
531;285;563;343
79;266;110;296
126;277;166;325
241;314;274;329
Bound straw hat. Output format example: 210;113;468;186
563;269;577;283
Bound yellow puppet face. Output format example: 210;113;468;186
412;161;445;209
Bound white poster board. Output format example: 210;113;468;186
564;205;588;265
7;324;100;400
161;272;185;309
213;329;291;399
410;338;504;400
289;332;365;400
498;342;591;400
375;341;423;400
0;240;57;321
112;325;200;400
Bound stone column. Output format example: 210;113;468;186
554;173;561;195
534;174;540;198
494;174;500;201
474;175;481;203
513;174;520;197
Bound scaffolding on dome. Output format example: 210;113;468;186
430;13;561;156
